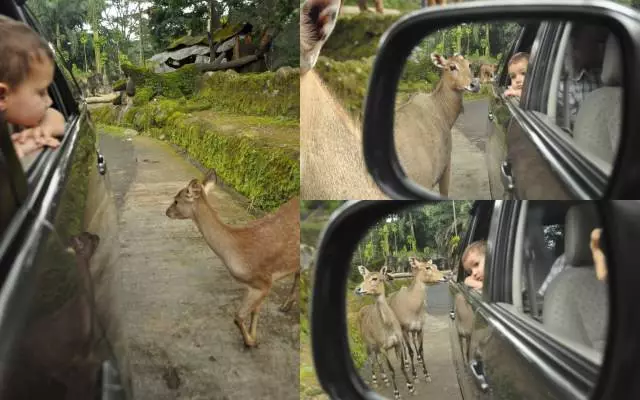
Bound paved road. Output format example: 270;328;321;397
456;99;490;152
98;131;299;400
359;282;462;400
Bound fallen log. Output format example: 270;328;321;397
85;92;119;104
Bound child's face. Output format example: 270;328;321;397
508;59;528;91
0;57;54;127
463;250;485;281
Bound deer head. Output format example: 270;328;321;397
409;258;447;284
355;265;388;296
300;0;341;75
166;170;219;220
431;53;480;93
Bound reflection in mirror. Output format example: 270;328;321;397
347;201;466;399
344;200;609;399
393;20;624;199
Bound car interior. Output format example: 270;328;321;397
515;201;609;362
549;22;621;169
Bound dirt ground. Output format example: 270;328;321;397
99;131;299;400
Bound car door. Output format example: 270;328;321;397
501;19;622;200
455;201;608;400
448;200;493;400
486;22;543;200
0;2;129;399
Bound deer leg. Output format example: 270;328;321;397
402;330;417;382
381;350;401;400
438;158;451;197
365;348;378;387
395;343;416;394
375;352;390;387
374;0;384;13
417;328;431;382
357;0;369;12
234;286;268;348
279;271;299;312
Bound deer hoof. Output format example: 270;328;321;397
243;337;259;348
425;375;432;383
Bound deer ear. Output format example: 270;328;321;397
358;265;369;277
186;179;202;198
431;53;446;69
203;169;218;194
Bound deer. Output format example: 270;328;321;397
355;265;415;399
165;170;300;348
387;258;447;383
300;0;479;199
13;232;102;399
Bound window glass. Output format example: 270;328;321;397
517;202;609;361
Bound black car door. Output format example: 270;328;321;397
486;23;542;200
457;201;608;400
0;3;128;399
501;18;625;200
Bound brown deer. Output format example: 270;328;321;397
479;63;497;83
165;170;300;347
388;258;447;383
356;265;415;399
301;0;479;199
394;53;480;195
301;0;389;199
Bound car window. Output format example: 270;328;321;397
499;22;540;103
514;201;609;363
535;22;622;170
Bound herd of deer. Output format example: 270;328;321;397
355;258;447;398
301;0;480;199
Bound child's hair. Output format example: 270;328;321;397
0;15;54;88
462;240;487;268
508;52;530;67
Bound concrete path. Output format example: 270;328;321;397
99;131;299;400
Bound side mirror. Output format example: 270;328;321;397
362;0;640;200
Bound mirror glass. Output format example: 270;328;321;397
393;20;624;199
345;200;609;399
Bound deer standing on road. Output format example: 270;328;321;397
356;265;415;399
388;258;447;383
165;171;300;347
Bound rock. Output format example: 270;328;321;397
123;128;138;137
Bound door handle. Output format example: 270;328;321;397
488;112;495;121
97;152;107;175
500;161;515;193
449;310;456;320
469;359;490;392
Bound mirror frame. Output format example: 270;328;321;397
309;200;640;400
361;0;640;200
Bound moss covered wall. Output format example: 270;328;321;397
321;13;401;60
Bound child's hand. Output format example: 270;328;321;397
11;108;65;145
464;276;483;290
11;134;60;159
504;87;522;98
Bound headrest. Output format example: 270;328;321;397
565;204;599;267
601;33;623;86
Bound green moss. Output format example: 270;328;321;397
92;99;298;212
89;105;119;124
112;79;127;91
199;69;299;119
322;13;401;61
133;87;155;105
121;62;200;99
166;34;209;50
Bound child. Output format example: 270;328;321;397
0;15;65;159
462;240;486;290
504;52;529;101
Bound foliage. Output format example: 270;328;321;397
121;62;200;98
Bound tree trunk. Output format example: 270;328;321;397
93;29;101;74
138;0;144;66
485;23;490;57
83;42;88;73
55;22;61;52
209;0;221;63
